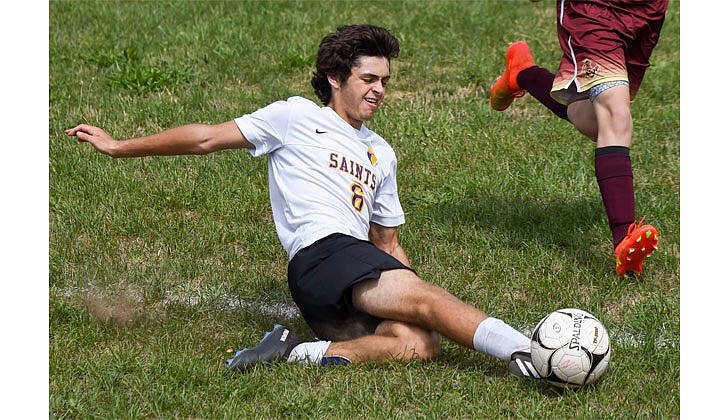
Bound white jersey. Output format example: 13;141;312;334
235;96;405;260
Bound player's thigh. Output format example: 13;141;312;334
567;99;598;142
351;268;440;321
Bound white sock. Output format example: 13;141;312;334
472;317;531;361
287;340;331;365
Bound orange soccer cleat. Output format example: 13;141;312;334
489;41;536;111
614;216;659;277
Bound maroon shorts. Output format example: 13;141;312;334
551;0;668;104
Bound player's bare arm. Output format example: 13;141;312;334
65;120;253;158
369;222;410;267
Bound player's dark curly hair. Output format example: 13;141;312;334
311;24;400;105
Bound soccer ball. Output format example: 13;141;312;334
530;308;611;388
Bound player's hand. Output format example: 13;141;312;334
65;124;118;156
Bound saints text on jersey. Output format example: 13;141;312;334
328;152;377;191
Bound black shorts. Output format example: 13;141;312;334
287;233;413;341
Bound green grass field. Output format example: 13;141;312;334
49;1;680;418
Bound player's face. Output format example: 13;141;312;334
329;55;391;130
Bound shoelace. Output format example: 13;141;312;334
626;215;647;237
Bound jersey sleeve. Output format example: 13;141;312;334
234;99;293;157
370;154;406;227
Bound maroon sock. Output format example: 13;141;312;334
516;66;569;121
594;146;635;249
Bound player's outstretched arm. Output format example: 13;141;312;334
65;120;253;158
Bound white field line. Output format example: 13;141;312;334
50;283;301;319
51;284;676;349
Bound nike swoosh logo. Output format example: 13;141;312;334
316;129;327;134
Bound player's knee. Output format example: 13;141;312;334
592;84;633;139
600;107;633;146
419;329;442;360
612;107;633;134
403;330;441;361
381;321;442;361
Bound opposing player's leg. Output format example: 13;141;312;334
566;99;598;141
516;65;570;120
489;41;569;121
591;84;632;149
590;83;659;276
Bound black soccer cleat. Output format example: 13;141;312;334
508;351;541;379
227;324;303;372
